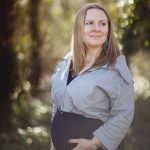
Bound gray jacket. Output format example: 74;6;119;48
50;53;134;150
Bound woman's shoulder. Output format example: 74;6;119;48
63;52;71;60
113;55;133;84
100;55;133;84
53;52;71;72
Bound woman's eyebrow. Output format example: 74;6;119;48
85;19;108;22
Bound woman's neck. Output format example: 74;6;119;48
85;48;102;66
78;47;102;74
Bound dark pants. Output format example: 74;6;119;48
51;110;124;150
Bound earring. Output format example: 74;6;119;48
102;39;109;54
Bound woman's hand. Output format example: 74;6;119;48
69;138;94;150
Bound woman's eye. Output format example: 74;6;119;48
101;22;106;26
85;22;93;25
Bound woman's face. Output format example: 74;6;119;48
83;8;109;50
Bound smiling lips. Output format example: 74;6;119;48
90;35;101;37
90;35;102;38
89;34;102;37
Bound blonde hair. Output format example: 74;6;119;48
71;3;121;75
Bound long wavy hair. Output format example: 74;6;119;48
70;3;121;75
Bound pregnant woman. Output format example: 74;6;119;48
50;3;134;150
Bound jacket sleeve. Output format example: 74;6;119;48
93;75;134;150
50;52;71;121
51;101;57;121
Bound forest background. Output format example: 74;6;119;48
0;0;150;150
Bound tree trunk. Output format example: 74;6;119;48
28;0;42;94
0;0;18;133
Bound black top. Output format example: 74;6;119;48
67;70;77;85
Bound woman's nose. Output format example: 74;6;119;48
92;24;101;31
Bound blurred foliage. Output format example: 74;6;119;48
0;0;150;150
0;94;51;150
125;51;150;150
121;0;150;55
125;95;150;150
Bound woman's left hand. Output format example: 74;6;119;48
68;138;93;150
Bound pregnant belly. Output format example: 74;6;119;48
51;110;103;150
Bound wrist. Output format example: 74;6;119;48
90;137;101;150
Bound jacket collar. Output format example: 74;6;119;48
88;55;133;84
113;55;133;84
60;52;72;80
62;53;133;84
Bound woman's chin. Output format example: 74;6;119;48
87;43;102;49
